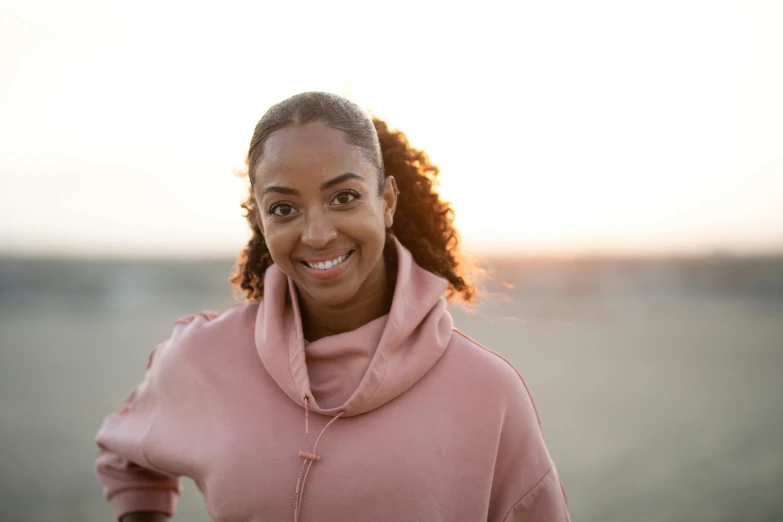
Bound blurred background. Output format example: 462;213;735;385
1;0;782;521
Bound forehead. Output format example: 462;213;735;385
254;122;369;183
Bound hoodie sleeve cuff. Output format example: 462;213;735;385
109;488;179;519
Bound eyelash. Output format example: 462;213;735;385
331;189;361;206
266;190;362;217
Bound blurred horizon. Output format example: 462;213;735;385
4;251;782;307
2;247;783;262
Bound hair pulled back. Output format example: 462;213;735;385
230;92;474;303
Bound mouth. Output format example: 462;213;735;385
299;249;356;280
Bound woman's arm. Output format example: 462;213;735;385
487;354;571;521
95;340;183;519
120;513;170;522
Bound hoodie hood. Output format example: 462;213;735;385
255;236;453;418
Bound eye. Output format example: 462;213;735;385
331;190;360;206
269;203;299;217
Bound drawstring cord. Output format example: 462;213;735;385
293;395;345;522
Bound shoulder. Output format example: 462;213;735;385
154;300;259;366
443;328;542;420
170;301;257;340
447;328;529;388
447;329;553;476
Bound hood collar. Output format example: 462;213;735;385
255;236;453;418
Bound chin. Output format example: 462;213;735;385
301;281;361;308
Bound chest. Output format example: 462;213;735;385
188;387;497;522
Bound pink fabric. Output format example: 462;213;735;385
95;237;570;521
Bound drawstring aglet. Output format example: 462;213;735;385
298;450;320;461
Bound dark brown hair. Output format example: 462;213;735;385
230;92;474;302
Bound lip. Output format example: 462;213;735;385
298;248;355;264
299;249;356;281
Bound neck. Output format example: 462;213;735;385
297;250;397;342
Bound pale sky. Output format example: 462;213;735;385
1;0;782;258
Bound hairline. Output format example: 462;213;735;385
250;120;385;195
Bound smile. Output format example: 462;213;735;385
299;249;356;281
303;250;352;270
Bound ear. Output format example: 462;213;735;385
382;176;398;229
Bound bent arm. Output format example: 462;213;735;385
95;343;181;519
120;513;170;522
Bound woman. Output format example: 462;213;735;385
95;92;571;522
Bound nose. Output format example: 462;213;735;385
301;209;338;249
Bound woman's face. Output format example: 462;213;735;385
252;121;397;308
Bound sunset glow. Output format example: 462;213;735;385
2;0;782;257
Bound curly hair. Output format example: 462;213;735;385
230;92;475;303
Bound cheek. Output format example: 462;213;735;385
338;208;386;239
262;225;297;265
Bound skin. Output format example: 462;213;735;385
119;513;168;522
252;121;398;342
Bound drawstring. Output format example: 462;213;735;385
293;395;345;522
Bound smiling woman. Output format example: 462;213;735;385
246;120;397;332
93;92;571;522
230;93;473;340
231;95;474;311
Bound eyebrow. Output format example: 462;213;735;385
260;172;363;198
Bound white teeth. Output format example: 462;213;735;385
306;252;349;270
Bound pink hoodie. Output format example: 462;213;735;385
95;238;570;521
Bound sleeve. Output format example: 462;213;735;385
94;325;187;520
501;466;571;522
491;361;571;522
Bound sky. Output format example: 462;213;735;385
1;0;782;258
